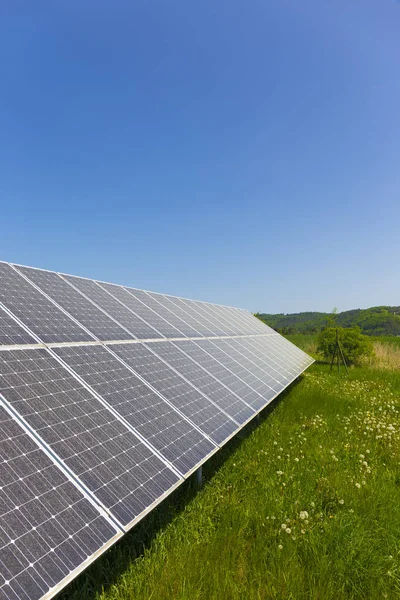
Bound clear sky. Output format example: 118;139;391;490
1;1;399;314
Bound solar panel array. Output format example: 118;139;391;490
0;261;314;600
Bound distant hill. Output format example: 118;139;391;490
256;306;400;336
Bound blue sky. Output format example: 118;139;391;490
1;1;399;313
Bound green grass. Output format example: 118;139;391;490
370;335;400;347
59;347;400;600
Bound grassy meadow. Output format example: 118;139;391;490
60;336;400;600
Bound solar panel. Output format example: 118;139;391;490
15;266;134;342
0;263;93;344
186;301;239;336
52;344;216;475
132;291;203;338
230;307;276;334
0;401;120;600
193;339;276;406
161;296;217;337
97;282;183;339
0;260;314;599
61;275;162;340
155;294;216;336
207;338;283;391
110;343;238;445
147;341;255;425
172;340;267;411
0;349;180;529
119;287;185;338
242;336;303;377
0;307;37;347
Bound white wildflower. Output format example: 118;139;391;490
285;527;291;534
339;499;344;505
355;483;361;489
278;544;283;550
299;511;309;520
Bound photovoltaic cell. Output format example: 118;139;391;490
140;292;203;337
158;296;218;337
253;335;313;372
53;345;216;475
194;339;276;406
173;340;266;411
0;349;180;529
15;267;133;342
220;338;290;389
0;259;315;600
0;263;93;344
173;298;229;336
156;294;214;336
120;287;185;338
205;338;281;394
230;307;275;334
62;276;162;340
148;342;255;425
0;307;37;346
241;336;300;378
110;343;237;445
209;304;252;335
0;403;119;600
190;302;238;336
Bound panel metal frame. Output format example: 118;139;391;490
0;397;123;600
0;260;315;600
54;343;219;479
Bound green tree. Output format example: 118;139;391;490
317;327;374;366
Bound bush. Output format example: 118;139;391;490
317;327;374;366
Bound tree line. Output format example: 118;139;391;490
255;306;400;336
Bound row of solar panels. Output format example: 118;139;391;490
0;262;273;346
0;262;313;600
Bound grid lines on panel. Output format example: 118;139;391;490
0;264;93;345
15;267;133;342
0;307;37;347
241;336;301;378
0;404;118;600
62;276;162;340
253;335;313;372
190;302;239;336
198;339;278;402
214;338;286;391
110;343;237;446
156;295;217;337
53;345;215;476
165;297;226;336
173;340;267;411
120;288;186;338
140;292;203;338
147;342;255;425
0;349;179;528
230;338;295;385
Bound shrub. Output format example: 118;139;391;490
316;327;374;366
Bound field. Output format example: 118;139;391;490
60;337;400;600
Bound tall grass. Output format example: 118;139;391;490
59;341;400;600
